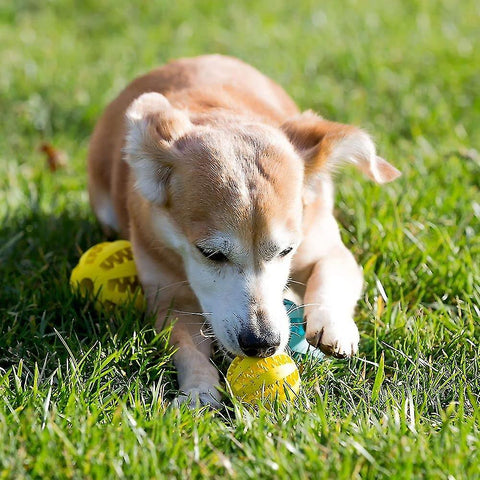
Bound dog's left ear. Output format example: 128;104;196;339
281;111;401;188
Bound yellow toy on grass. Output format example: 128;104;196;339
227;353;300;405
70;240;145;311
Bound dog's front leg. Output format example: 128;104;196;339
303;244;363;358
134;247;222;408
166;314;222;408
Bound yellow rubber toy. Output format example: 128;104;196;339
70;240;145;311
226;353;300;405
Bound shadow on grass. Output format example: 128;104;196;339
0;204;175;392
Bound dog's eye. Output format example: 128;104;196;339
196;246;228;263
279;247;293;258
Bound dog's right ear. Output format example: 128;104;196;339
124;92;192;204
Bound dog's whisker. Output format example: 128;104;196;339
174;319;216;340
286;279;306;287
152;280;190;292
286;302;329;315
170;322;213;327
297;302;330;308
170;309;211;317
196;332;216;340
214;342;234;360
290;330;305;337
148;281;192;303
192;337;214;346
199;325;216;338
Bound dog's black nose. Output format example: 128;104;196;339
238;331;280;358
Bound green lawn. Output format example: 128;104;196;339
1;0;479;478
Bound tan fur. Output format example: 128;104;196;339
88;55;400;406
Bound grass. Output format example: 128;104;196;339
0;0;479;478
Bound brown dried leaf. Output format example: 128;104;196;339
39;142;66;172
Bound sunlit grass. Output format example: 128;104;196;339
1;0;479;478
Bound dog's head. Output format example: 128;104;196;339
124;92;400;357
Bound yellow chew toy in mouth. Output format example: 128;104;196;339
226;353;300;405
70;240;145;311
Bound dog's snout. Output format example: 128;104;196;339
238;330;280;358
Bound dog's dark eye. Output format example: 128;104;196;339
279;247;293;258
197;246;228;263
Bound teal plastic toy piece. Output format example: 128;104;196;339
284;299;323;360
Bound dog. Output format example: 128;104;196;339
87;55;400;407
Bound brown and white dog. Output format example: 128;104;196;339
87;55;400;407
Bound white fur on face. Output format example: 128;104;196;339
184;235;293;356
152;211;295;355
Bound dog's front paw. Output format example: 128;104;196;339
171;383;222;410
305;313;359;358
